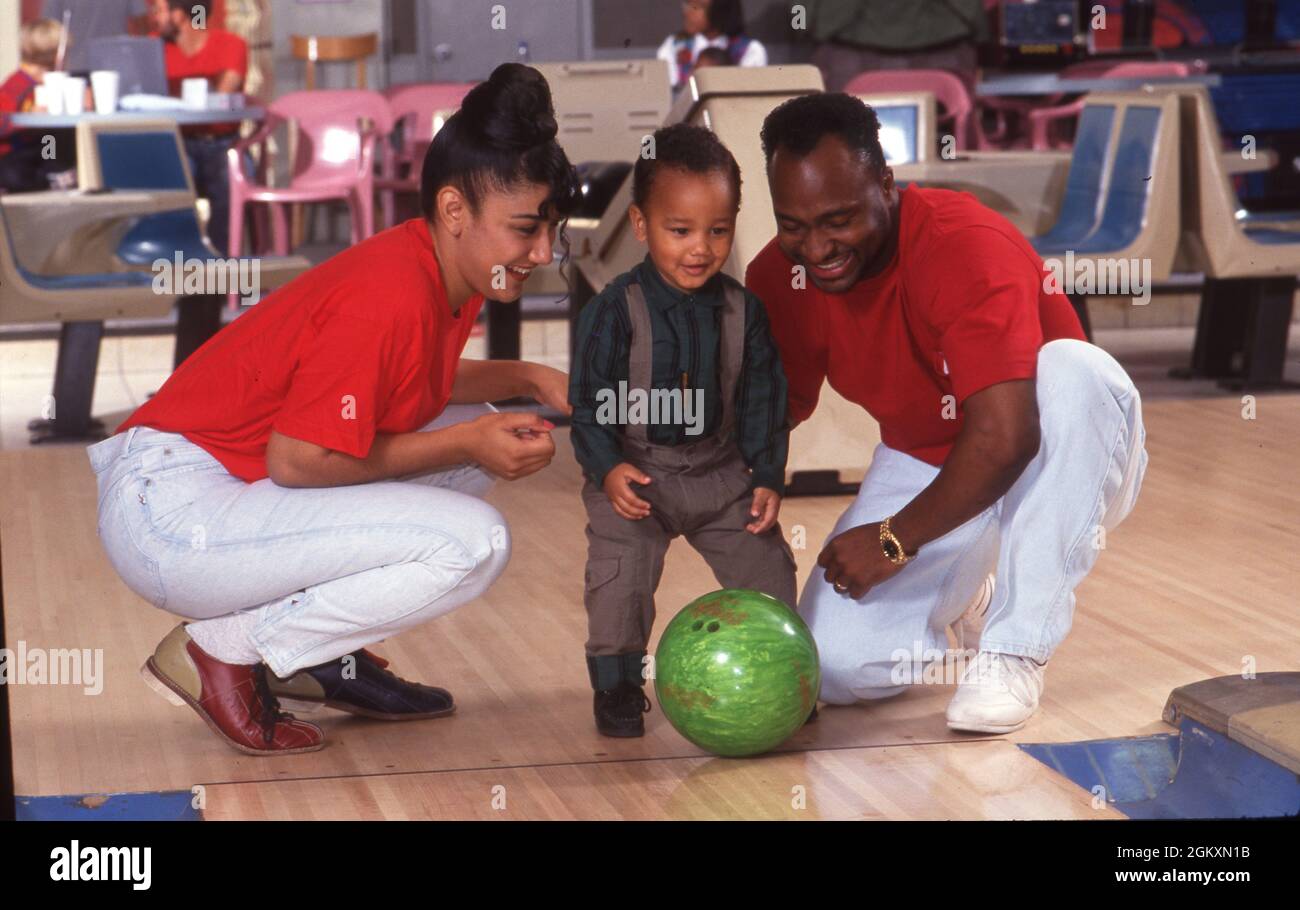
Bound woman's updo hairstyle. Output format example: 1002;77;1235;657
419;63;580;221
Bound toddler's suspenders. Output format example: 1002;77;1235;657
622;281;746;445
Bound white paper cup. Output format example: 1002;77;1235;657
43;71;68;115
181;77;209;110
91;70;120;115
62;76;87;115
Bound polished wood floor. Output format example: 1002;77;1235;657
2;393;1298;819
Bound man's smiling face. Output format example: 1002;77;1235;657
768;133;899;294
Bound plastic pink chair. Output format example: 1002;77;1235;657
377;82;476;229
974;60;1137;150
844;69;974;150
227;89;395;258
1029;62;1192;150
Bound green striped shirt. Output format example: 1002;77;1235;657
569;256;790;494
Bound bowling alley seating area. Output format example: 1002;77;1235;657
2;0;1299;821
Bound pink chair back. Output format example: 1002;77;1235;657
1060;60;1122;80
1029;61;1192;149
385;82;476;147
374;83;475;229
844;69;974;148
270;89;395;187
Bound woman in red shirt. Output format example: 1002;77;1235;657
87;64;580;755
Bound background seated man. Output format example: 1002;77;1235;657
153;0;247;255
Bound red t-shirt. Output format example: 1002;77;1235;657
163;29;248;95
118;219;485;482
746;185;1085;467
0;68;37;155
162;28;247;138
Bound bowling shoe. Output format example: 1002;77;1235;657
593;681;653;737
266;649;455;720
945;650;1046;734
140;624;325;755
587;653;653;737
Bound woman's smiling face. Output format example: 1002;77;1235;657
458;182;561;302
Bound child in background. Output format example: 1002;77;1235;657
693;47;733;70
569;124;796;738
0;19;76;192
657;0;767;90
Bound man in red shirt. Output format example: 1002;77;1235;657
747;94;1147;733
152;0;247;254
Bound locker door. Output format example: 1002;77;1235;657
424;0;584;83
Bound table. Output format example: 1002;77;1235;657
976;74;1221;97
8;107;266;129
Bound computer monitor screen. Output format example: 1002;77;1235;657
97;132;189;190
876;105;920;165
73;36;168;97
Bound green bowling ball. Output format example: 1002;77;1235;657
654;589;820;757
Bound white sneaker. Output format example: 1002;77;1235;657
946;650;1045;734
951;574;995;651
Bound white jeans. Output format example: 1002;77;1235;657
87;404;509;677
801;340;1148;704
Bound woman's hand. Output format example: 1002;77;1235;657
527;363;573;416
462;412;556;481
816;522;906;599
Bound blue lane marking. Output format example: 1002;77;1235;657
15;791;201;821
1022;733;1180;804
1020;718;1300;819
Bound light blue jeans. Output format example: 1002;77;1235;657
801;339;1149;704
87;404;509;677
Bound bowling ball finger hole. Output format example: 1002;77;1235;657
692;621;704;631
707;622;720;633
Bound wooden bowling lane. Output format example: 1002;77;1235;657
0;433;991;798
3;396;1299;813
199;740;1126;820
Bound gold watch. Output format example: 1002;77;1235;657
880;516;916;566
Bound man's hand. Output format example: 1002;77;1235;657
215;70;243;94
816;522;905;599
527;363;573;416
746;487;781;534
463;412;556;481
603;463;652;520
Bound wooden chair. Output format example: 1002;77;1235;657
291;33;379;90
